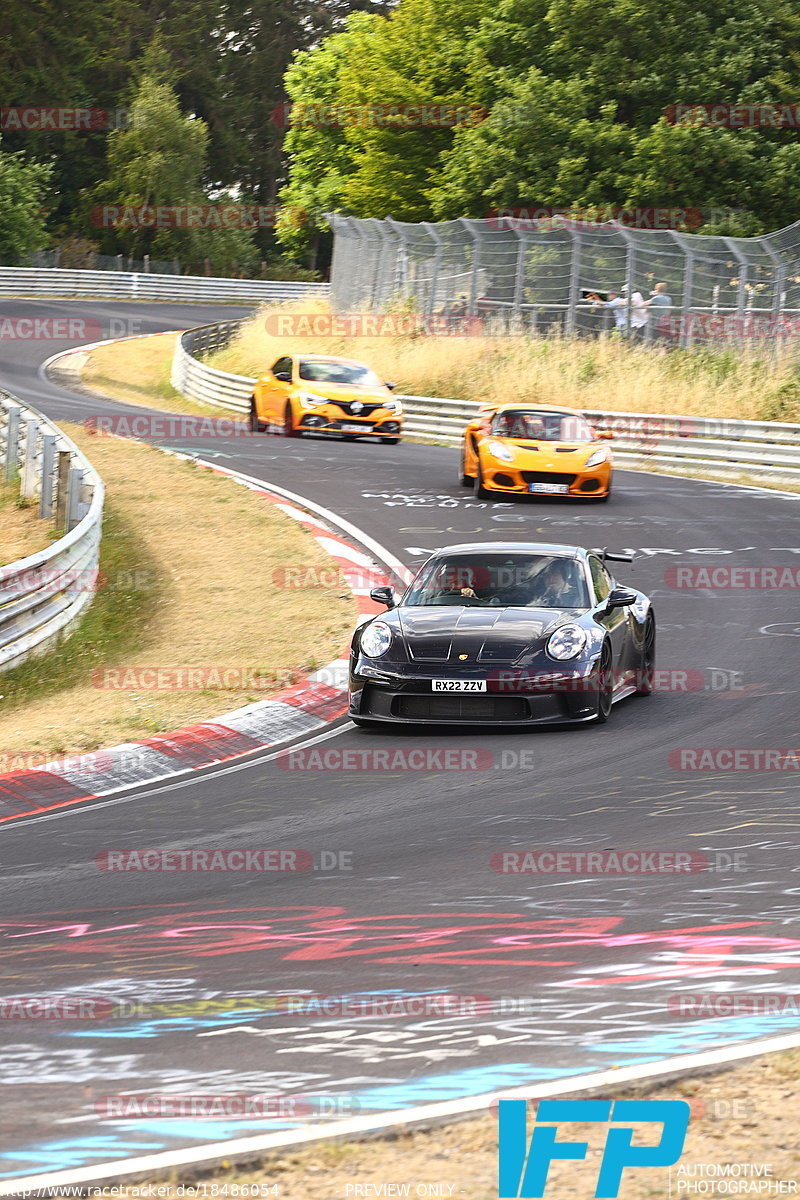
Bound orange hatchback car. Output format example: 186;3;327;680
249;354;404;443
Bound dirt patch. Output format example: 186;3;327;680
0;482;55;564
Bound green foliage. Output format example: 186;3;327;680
0;142;51;262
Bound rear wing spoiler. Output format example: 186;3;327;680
592;547;634;564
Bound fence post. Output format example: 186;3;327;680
564;227;582;336
39;434;57;518
512;227;527;327
3;406;21;481
55;448;71;527
21;417;39;499
422;222;442;318
679;243;695;349
66;466;84;531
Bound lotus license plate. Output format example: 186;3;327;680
432;680;487;692
529;482;569;494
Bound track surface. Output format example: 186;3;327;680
1;300;800;1178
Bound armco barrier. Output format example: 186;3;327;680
0;390;104;672
170;320;800;481
0;266;329;305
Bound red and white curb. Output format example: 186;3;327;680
0;391;410;822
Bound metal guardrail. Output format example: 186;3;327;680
0;267;330;305
0;390;104;672
170;320;800;480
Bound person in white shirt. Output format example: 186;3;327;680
604;284;648;338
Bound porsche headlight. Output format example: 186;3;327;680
298;392;326;407
546;623;587;660
486;440;514;463
360;621;392;658
584;446;609;468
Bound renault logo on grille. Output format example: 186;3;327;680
350;401;364;414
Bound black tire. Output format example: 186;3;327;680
459;441;472;486
249;398;265;433
636;614;656;695
342;433;358;441
384;437;400;445
595;642;614;724
474;457;491;499
283;404;297;438
597;477;613;503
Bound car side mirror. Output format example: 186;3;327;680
606;586;637;610
370;586;396;609
385;381;396;390
274;371;292;382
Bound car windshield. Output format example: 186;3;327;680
403;554;589;608
491;410;594;442
298;359;382;387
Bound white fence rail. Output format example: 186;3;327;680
0;267;330;306
170;321;800;481
0;390;104;672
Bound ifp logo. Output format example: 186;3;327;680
498;1098;690;1197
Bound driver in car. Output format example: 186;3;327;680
530;561;583;607
428;565;483;603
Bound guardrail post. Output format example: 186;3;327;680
55;448;71;526
66;466;83;531
21;417;39;499
39;434;57;517
3;405;21;481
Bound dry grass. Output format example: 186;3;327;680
91;1048;800;1199
80;331;204;414
0;423;356;761
208;299;800;423
0;482;54;564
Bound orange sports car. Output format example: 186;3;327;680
460;403;614;500
249;354;403;443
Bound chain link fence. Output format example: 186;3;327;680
326;214;800;349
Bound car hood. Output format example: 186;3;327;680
500;440;602;468
396;606;581;663
294;383;392;404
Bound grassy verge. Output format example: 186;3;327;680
82;1047;800;1198
0;423;356;762
209;299;800;424
0;481;56;563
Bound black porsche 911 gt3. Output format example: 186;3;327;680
348;542;655;727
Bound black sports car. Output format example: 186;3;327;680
348;542;655;727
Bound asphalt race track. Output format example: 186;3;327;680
1;299;800;1180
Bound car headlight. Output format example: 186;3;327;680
486;440;514;463
360;621;392;658
546;624;588;660
297;392;326;407
383;399;403;413
584;446;609;468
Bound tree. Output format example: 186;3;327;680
0;143;51;263
91;57;258;272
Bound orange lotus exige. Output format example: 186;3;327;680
249;354;403;443
460;403;614;501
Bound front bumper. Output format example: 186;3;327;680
299;410;403;438
480;459;612;497
349;659;604;725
